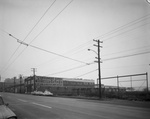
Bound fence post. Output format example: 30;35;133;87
14;77;16;93
146;72;148;93
130;76;132;92
117;76;119;98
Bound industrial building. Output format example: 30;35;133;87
24;76;95;94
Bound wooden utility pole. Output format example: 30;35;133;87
94;39;103;99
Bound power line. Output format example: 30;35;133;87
102;22;150;42
0;0;56;73
63;40;93;56
94;14;150;39
36;40;93;68
102;50;150;62
1;45;28;74
24;0;56;43
102;64;147;70
75;69;98;78
29;43;89;65
45;62;95;76
9;35;89;65
1;0;74;74
28;0;74;44
102;45;150;57
72;14;150;53
70;15;150;53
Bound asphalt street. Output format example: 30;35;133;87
0;92;150;119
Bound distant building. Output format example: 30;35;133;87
24;76;95;93
4;77;24;84
104;85;126;92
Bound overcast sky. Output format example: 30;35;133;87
0;0;150;88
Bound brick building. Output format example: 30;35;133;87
24;76;95;94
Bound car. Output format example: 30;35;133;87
43;90;53;96
31;91;37;95
0;95;17;119
36;91;44;96
31;91;43;96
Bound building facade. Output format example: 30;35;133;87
24;76;95;93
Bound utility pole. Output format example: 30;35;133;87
93;39;103;99
14;77;16;93
19;74;22;93
31;68;36;91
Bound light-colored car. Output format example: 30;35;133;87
43;90;53;96
0;95;17;119
36;91;44;96
31;91;37;95
31;91;43;96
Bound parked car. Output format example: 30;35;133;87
36;91;44;96
0;95;17;119
31;91;37;95
43;90;53;96
31;91;43;96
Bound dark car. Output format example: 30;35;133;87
0;95;17;119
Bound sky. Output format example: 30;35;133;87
0;0;150;89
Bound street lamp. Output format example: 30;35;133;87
88;49;98;55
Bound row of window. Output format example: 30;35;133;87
63;81;94;86
25;79;94;87
38;83;62;86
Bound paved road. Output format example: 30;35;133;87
0;92;150;119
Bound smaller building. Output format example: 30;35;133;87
63;78;95;88
104;85;126;92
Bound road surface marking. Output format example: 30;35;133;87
18;99;28;102
32;102;52;109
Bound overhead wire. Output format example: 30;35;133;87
102;45;150;57
64;14;150;59
23;0;56;44
27;22;150;77
102;21;150;42
29;43;89;65
1;0;74;75
36;40;93;68
1;1;149;79
63;40;93;55
61;14;150;58
18;39;92;74
7;35;90;65
0;0;57;73
102;64;148;70
45;62;95;77
75;69;98;78
1;10;148;74
102;50;150;62
94;14;150;40
28;0;74;45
